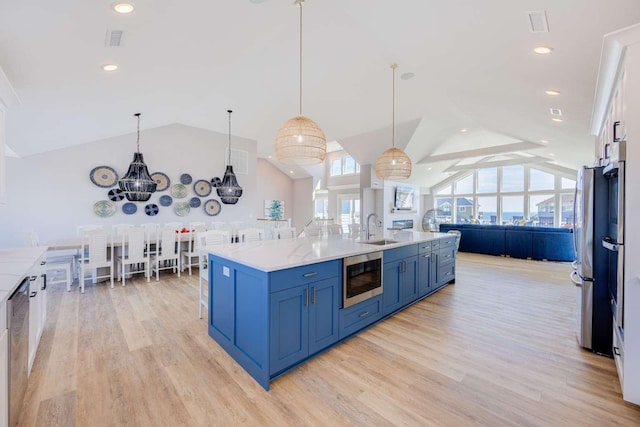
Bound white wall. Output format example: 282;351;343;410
292;177;313;233
256;159;293;221
0;123;260;248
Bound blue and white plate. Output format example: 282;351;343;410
180;173;193;185
174;202;191;217
189;197;201;208
145;203;159;216
159;195;173;207
122;202;137;215
171;183;187;199
151;172;170;191
90;166;118;188
193;179;211;197
108;188;124;202
204;199;221;216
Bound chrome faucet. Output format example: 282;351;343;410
366;213;380;241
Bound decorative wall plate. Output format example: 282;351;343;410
108;188;125;202
189;197;201;208
145;203;159;216
171;183;187;198
159;195;173;207
151;172;170;191
194;179;212;197
174;202;191;217
122;202;137;215
180;173;193;185
93;200;116;217
204;199;221;216
90;166;118;188
211;177;222;188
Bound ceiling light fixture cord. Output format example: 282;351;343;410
227;109;232;165
135;112;141;152
298;0;303;116
391;63;396;148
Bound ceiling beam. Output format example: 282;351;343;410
417;141;542;165
443;155;549;172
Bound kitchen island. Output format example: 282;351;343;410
204;231;456;390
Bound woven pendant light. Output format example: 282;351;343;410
375;64;412;180
216;110;243;205
118;113;157;202
274;0;326;165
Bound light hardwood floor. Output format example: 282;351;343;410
18;253;640;426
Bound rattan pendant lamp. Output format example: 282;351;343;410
216;110;243;205
274;0;326;165
374;63;412;180
118;113;157;201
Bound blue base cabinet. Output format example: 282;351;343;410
208;256;341;390
383;245;419;315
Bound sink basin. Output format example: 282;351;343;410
360;239;398;246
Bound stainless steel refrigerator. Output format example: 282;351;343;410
571;165;612;356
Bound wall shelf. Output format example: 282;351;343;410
390;209;417;214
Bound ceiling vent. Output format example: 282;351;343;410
527;10;549;33
550;108;562;116
105;29;124;47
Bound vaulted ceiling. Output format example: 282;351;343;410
1;0;639;187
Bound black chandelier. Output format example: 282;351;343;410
215;110;243;205
118;113;157;202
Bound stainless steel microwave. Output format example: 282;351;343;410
343;251;383;308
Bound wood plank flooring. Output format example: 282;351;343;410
18;253;640;426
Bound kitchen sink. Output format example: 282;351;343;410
359;239;398;246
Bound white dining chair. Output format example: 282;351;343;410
164;222;183;231
151;226;181;281
238;228;263;243
78;229;114;293
277;227;297;239
197;229;231;319
304;225;322;238
182;222;207;276
328;224;343;236
112;223;133;236
348;223;361;238
116;227;150;286
24;231;74;292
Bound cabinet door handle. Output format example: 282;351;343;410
30;291;38;298
613;121;621;142
358;311;369;318
423;254;430;258
312;287;316;305
41;260;47;265
613;346;621;356
303;272;318;278
41;273;47;290
402;261;407;273
304;288;309;306
30;275;38;281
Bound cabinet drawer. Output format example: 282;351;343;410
439;237;456;248
430;240;440;250
270;260;341;293
339;296;382;339
437;263;455;284
418;242;432;254
384;245;418;263
438;247;455;266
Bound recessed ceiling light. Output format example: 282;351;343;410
289;170;294;174
400;72;415;80
534;46;553;55
113;3;135;13
102;64;118;72
541;139;550;144
428;167;432;171
545;89;560;96
460;128;468;133
551;118;563;123
549;153;555;156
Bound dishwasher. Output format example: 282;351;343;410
8;277;29;427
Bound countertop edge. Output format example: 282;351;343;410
0;246;48;305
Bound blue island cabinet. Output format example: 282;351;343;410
382;244;419;315
208;255;341;390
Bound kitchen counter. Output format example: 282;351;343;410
0;247;47;303
203;230;450;272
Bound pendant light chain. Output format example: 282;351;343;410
299;0;303;116
391;64;396;148
135;113;141;152
227;110;232;165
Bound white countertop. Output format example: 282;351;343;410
203;231;450;272
0;246;47;303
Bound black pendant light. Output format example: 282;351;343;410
118;113;157;202
216;110;243;205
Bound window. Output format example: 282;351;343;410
477;168;497;193
502;165;524;192
314;197;328;219
329;155;360;176
434;165;574;227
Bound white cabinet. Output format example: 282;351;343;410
28;256;46;373
591;23;640;405
0;328;7;427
